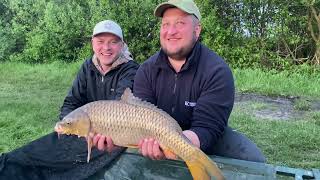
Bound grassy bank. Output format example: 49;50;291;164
0;62;81;152
233;68;320;97
0;61;319;169
232;68;320;168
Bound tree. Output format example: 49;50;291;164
308;5;320;65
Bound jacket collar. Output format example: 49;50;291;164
154;41;201;72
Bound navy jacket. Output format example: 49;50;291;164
133;41;235;154
59;58;139;120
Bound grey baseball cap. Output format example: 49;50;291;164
92;20;123;41
154;0;201;20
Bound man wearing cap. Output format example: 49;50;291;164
60;20;139;150
0;20;139;179
133;0;266;163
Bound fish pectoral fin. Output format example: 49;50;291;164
86;136;93;163
126;144;139;149
186;149;225;180
162;148;178;160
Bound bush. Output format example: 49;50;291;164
1;0;319;72
6;0;162;63
13;0;89;63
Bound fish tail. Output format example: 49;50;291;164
185;148;224;180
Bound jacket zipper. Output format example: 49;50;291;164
171;74;178;113
101;76;104;82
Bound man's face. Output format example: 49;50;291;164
92;33;123;66
160;8;201;61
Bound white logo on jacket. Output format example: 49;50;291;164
185;101;196;107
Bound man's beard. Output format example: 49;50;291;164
161;36;197;61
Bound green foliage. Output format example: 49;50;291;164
13;0;90;63
197;0;315;69
198;1;233;63
7;0;47;61
77;42;93;62
3;0;162;63
1;0;320;71
0;20;15;61
0;0;15;61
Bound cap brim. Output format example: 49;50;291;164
92;31;123;40
154;3;176;17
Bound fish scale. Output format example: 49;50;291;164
55;88;224;180
84;101;183;150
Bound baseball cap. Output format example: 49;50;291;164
92;20;123;41
154;0;201;20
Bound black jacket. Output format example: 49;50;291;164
59;58;139;120
133;41;235;154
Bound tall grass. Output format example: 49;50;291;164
0;62;319;169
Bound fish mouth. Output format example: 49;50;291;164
54;123;66;135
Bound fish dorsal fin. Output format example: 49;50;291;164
121;88;133;101
121;88;157;109
120;88;180;129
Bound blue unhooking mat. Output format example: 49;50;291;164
0;132;126;180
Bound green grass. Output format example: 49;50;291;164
293;98;312;111
232;68;320;169
233;68;320;98
0;61;81;152
0;62;319;170
229;110;320;169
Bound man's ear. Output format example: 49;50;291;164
195;24;201;39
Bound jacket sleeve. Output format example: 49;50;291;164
114;61;139;99
132;63;157;105
190;65;235;154
59;63;88;120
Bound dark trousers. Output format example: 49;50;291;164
213;126;266;163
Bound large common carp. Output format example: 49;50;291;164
54;88;224;180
